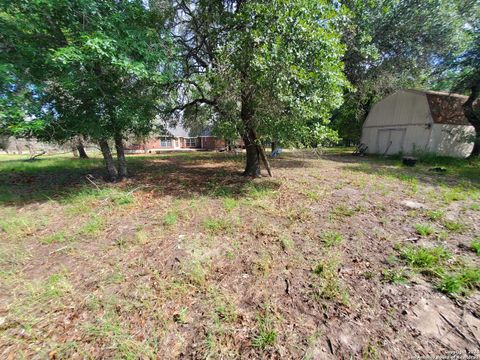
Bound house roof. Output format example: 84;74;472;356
166;124;190;137
404;89;474;126
165;124;213;137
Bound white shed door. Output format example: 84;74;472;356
377;128;406;155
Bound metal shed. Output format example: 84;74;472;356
360;89;475;158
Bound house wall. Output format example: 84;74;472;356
125;136;226;152
182;137;199;148
200;137;226;150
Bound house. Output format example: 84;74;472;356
124;125;227;153
360;89;476;157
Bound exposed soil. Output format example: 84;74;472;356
0;151;479;359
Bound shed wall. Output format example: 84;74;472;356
429;124;474;158
364;91;431;128
361;89;475;158
361;125;431;155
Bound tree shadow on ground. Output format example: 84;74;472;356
5;150;475;207
0;152;288;206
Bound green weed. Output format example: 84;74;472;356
253;251;273;276
437;267;480;296
386;254;398;265
302;190;321;201
414;223;434;236
320;231;343;247
209;184;233;197
66;187;133;207
330;204;358;218
105;269;125;284
83;311;155;359
400;245;451;269
442;186;468;203
0;215;37;238
382;269;409;284
134;229;150;245
113;193;134;206
426;210;444;221
443;219;464;232
184;260;208;286
163;212;178;226
223;197;239;212
398;174;418;193
436;230;449;242
203;217;236;234
174;307;188;324
214;301;237;324
41;231;67;245
246;181;279;199
80;215;104;235
471;238;480;256
41;273;73;299
279;235;294;250
362;341;381;360
252;305;277;350
12;272;73;319
313;258;349;305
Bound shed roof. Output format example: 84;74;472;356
404;89;473;126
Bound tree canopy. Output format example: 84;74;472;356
435;5;480;156
170;0;348;175
1;0;176;179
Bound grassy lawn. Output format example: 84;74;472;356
0;150;479;358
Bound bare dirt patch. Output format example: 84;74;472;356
0;151;479;359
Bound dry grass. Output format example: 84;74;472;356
0;150;479;358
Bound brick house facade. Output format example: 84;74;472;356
125;125;227;153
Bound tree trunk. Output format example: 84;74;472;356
470;139;480;158
243;131;261;177
15;139;22;154
99;139;118;182
251;129;272;177
271;142;277;153
258;143;272;177
72;145;79;157
241;90;262;176
26;141;34;156
76;136;89;159
114;133;128;179
463;81;480;158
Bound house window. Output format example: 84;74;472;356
185;138;197;147
160;137;172;147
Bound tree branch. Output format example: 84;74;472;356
163;98;217;114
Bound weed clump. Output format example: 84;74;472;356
414;223;435;237
471;238;480;256
400;245;451;269
313;258;349;305
438;268;480;296
252;305;277;350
